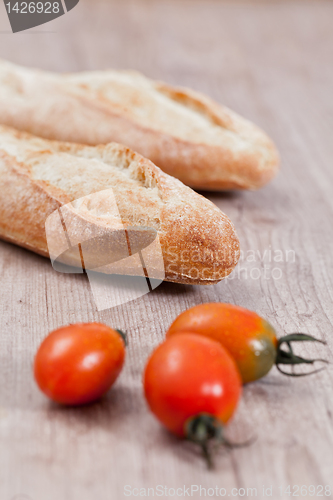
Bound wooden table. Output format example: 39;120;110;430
0;1;333;499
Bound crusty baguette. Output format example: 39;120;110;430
0;59;278;191
0;125;240;285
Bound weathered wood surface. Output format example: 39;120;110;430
0;1;333;499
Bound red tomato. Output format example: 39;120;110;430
34;323;126;405
144;333;242;439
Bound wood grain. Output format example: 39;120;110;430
0;1;333;499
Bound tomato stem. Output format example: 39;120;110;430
276;333;328;376
185;414;221;469
185;413;253;469
116;329;128;347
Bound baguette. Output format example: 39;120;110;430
0;125;240;285
0;59;278;191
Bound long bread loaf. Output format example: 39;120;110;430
0;125;240;285
0;59;278;191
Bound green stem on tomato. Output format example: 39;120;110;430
185;413;221;469
116;329;128;347
185;413;254;469
276;333;328;376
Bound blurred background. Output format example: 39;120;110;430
1;0;332;170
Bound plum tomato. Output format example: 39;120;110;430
144;333;242;464
34;323;126;405
167;303;326;383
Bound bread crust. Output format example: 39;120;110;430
0;60;279;191
0;125;240;285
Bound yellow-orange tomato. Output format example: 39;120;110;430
167;303;277;384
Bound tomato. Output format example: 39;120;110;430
34;323;126;405
167;303;326;383
144;333;242;453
